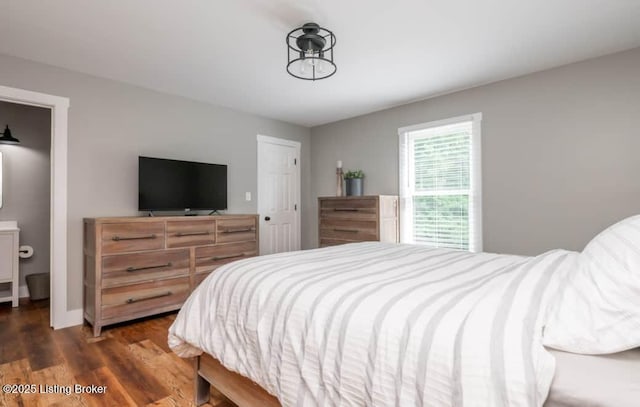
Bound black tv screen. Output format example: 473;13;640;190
138;156;227;211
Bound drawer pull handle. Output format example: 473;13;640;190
176;231;211;237
334;228;359;233
126;291;172;304
126;262;172;272
112;234;157;241
211;253;245;261
333;208;359;212
220;227;255;234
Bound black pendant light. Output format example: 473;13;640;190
0;125;20;144
286;22;336;81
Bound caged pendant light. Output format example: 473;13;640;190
286;22;336;81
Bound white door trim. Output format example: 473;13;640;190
257;134;301;149
0;85;78;329
256;134;301;253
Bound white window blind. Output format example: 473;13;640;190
398;113;482;252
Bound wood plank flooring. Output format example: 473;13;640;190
0;299;237;406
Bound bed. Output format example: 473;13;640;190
545;347;640;407
169;215;640;407
187;347;640;407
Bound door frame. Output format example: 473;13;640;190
256;134;301;254
0;85;76;329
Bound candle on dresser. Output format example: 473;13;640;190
336;160;344;196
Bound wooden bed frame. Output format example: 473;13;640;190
195;353;280;406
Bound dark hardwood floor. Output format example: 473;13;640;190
0;299;236;406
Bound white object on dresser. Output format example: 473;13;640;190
0;221;20;307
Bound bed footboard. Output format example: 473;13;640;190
195;353;280;407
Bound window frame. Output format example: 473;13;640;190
398;113;483;252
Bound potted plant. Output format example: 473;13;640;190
344;170;364;196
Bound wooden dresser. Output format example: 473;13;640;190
318;195;399;247
83;215;258;336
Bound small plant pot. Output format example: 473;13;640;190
345;178;363;196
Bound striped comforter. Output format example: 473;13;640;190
169;242;576;407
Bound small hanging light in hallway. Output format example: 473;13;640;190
286;22;336;81
0;125;20;145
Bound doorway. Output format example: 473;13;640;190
0;85;72;329
0;101;51;310
257;135;301;255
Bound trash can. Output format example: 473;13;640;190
26;273;50;300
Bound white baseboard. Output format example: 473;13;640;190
56;308;83;329
19;285;29;298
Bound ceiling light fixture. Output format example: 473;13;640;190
286;22;336;81
0;125;20;145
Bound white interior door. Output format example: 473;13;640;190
257;135;301;255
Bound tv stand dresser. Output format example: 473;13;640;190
83;215;258;336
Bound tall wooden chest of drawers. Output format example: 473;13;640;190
83;215;258;336
318;195;399;247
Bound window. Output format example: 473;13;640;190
398;113;482;252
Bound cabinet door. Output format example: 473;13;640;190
0;233;15;281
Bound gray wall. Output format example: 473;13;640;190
309;47;640;256
0;54;311;311
0;102;51;290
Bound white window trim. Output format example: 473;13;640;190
398;113;483;252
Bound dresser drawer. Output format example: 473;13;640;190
217;218;257;243
319;224;378;241
101;222;165;254
194;241;258;273
319;218;377;233
101;249;189;288
101;276;190;321
320;197;377;209
319;198;378;221
166;220;216;248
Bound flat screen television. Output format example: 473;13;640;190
138;156;227;211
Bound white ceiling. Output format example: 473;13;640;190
1;1;639;127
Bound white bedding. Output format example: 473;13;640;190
544;347;640;407
169;242;577;407
543;215;640;354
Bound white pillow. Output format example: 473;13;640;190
543;215;640;354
